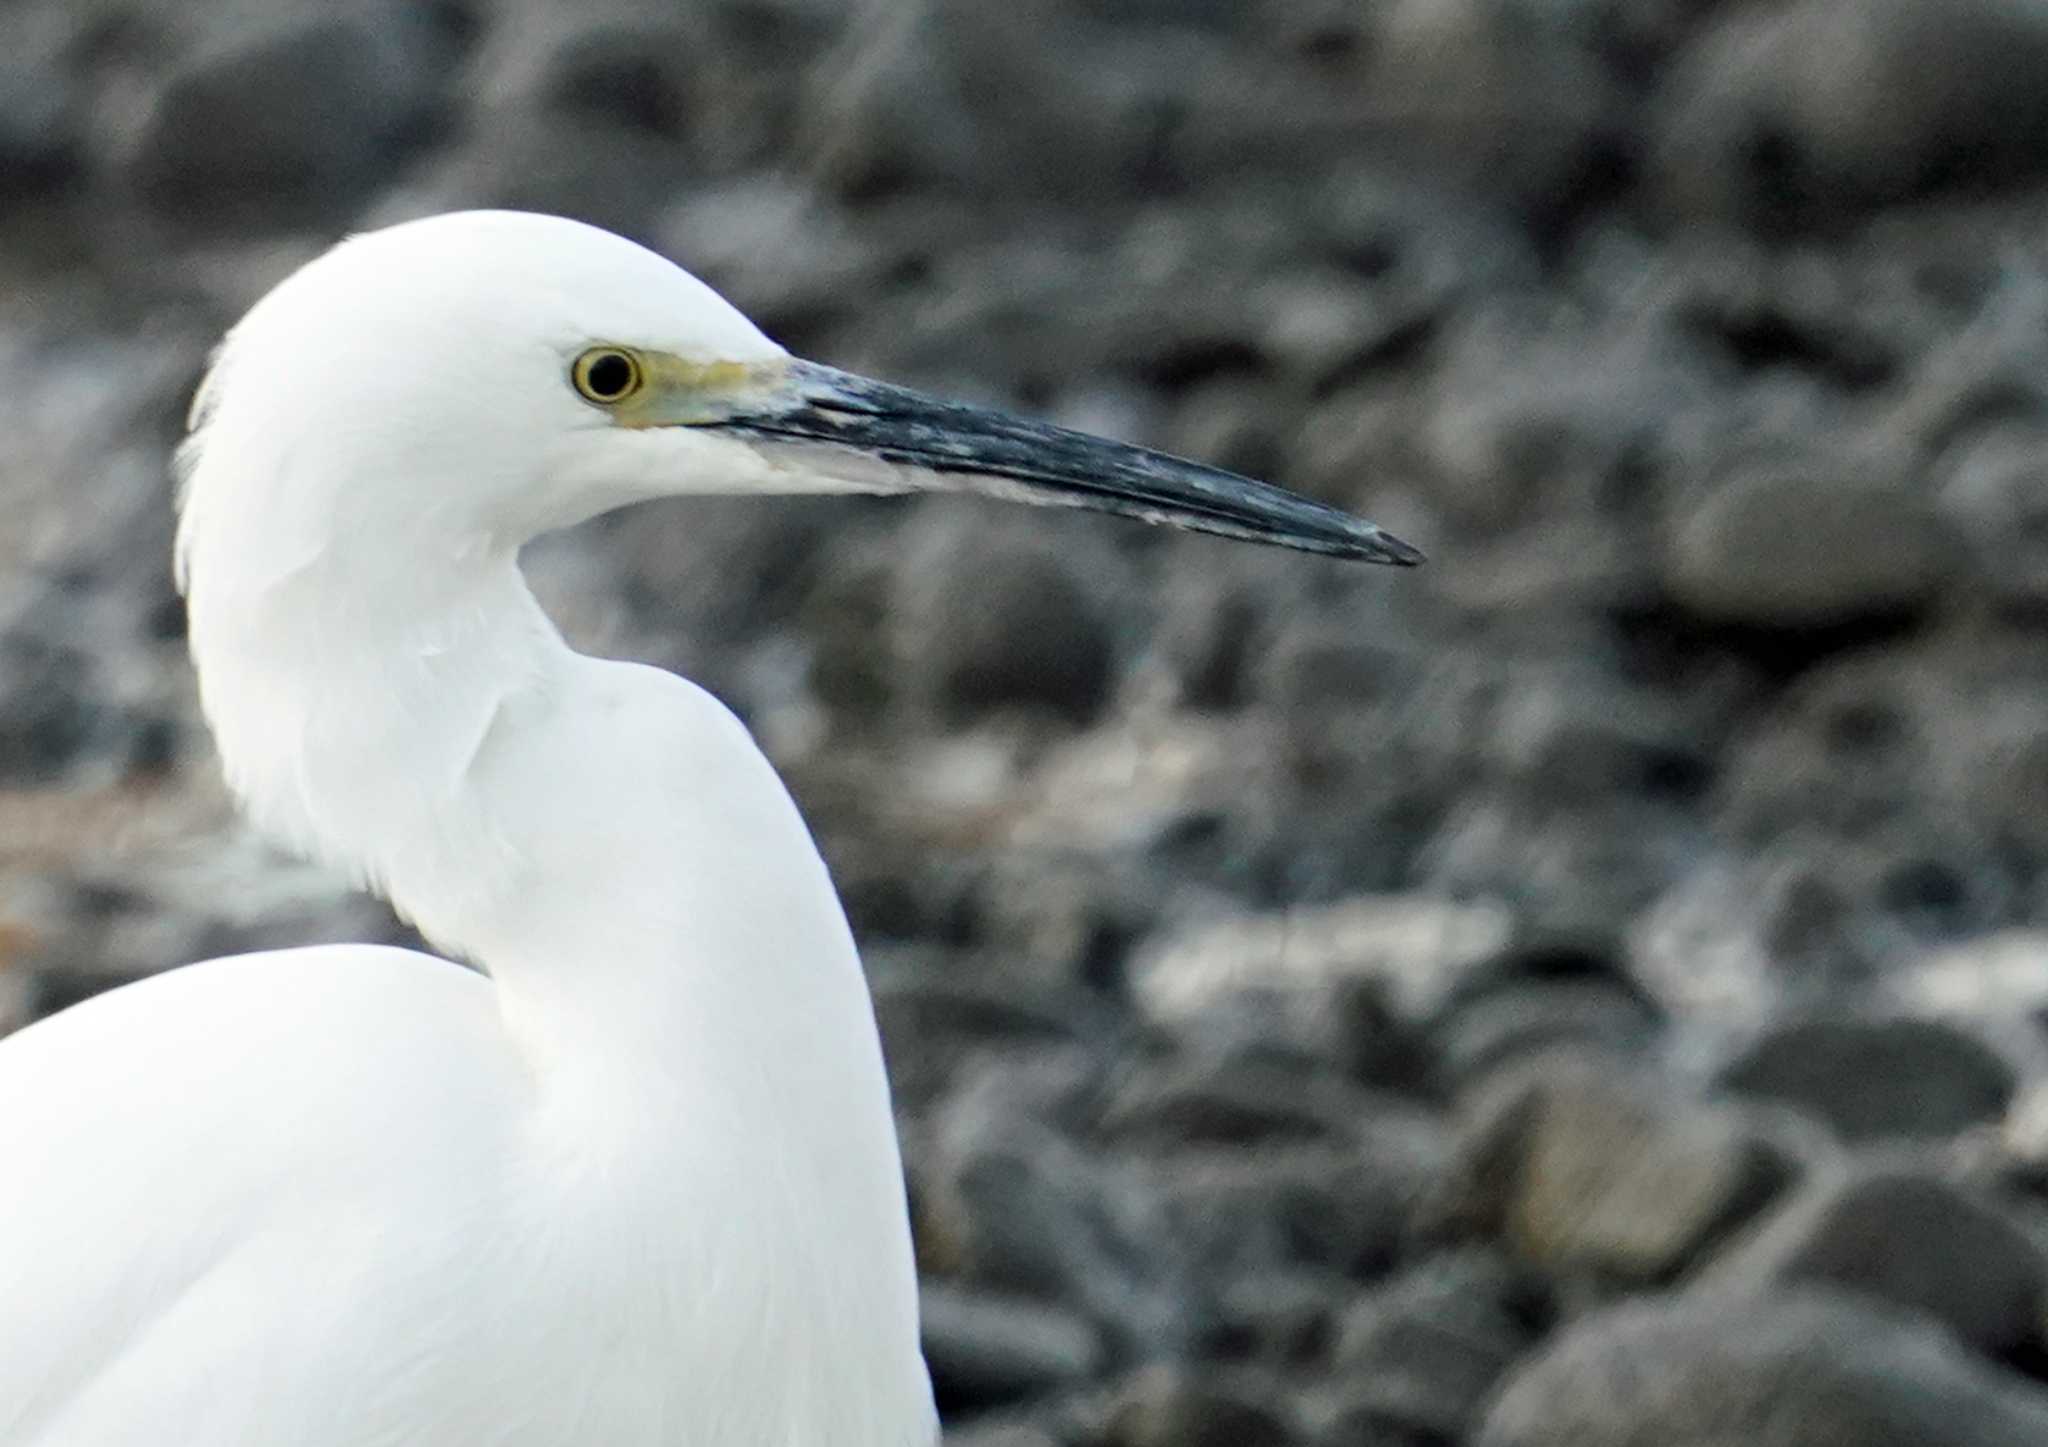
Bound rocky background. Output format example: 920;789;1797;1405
8;0;2048;1441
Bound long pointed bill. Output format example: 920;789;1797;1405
704;360;1423;565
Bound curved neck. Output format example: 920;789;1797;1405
182;531;875;1086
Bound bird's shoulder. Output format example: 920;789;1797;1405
0;946;524;1443
0;943;517;1201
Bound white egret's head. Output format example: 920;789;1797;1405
178;210;1420;577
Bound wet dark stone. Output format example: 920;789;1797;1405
1703;1165;2046;1356
1717;1017;2016;1144
128;8;450;223
1479;1289;2048;1447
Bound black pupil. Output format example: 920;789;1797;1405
586;353;633;398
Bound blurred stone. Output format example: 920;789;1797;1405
1703;1165;2044;1356
1717;1017;2015;1144
470;4;704;138
1428;979;1660;1087
1950;691;2048;861
1423;1056;1792;1281
963;847;1163;990
1152;1130;1445;1283
1665;464;1952;626
127;7;449;221
1105;1363;1295;1447
1425;941;1662;1088
1478;1289;2048;1447
1249;271;1416;389
1484;671;1711;806
921;1280;1104;1411
1712;654;1941;842
0;632;101;783
1251;614;1432;717
369;110;689;243
1364;0;1622;224
816;2;1164;204
1213;1269;1342;1365
923;1060;1202;1356
1418;312;1711;531
943;1424;1063;1447
1895;930;2048;1026
1417;795;1706;936
870;956;1098;1111
1530;0;1731;75
1131;894;1516;1031
1167;974;1434;1093
1936;425;2048;611
603;495;843;652
1326;1249;1538;1443
1628;845;1974;1032
1095;1057;1374;1147
1652;0;2048;233
0;6;82;194
1151;567;1267;710
659;179;887;343
890;509;1117;727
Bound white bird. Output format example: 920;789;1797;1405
0;210;1418;1446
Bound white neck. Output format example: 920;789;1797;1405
183;522;933;1441
182;515;878;1089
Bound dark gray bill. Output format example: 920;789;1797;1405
710;361;1423;565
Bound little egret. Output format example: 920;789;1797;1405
0;211;1418;1445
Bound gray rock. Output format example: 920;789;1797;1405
962;849;1162;995
1131;895;1517;1033
921;1280;1104;1410
1651;0;2048;233
468;4;705;139
1626;847;1956;1031
126;6;450;221
602;495;845;660
1484;671;1712;807
1423;1056;1793;1282
1894;930;2048;1038
1702;1165;2045;1356
943;1424;1063;1447
1250;612;1432;718
1416;310;1711;532
813;1;1163;204
1664;463;1953;627
1424;940;1662;1078
922;1061;1203;1357
658;179;890;343
869;954;1099;1111
368;109;689;244
1104;1363;1295;1447
1710;654;1945;842
1478;1288;2048;1447
1148;560;1271;711
0;6;83;194
1165;974;1434;1094
0;632;103;783
1152;1133;1444;1283
1717;1017;2015;1144
1417;795;1707;937
1947;689;2048;864
1936;425;2048;612
1429;979;1660;1088
1094;1056;1375;1148
890;509;1117;727
1360;0;1621;222
1325;1248;1538;1442
1213;1269;1343;1366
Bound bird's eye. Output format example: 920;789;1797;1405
572;348;643;404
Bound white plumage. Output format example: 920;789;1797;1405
0;210;1415;1446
